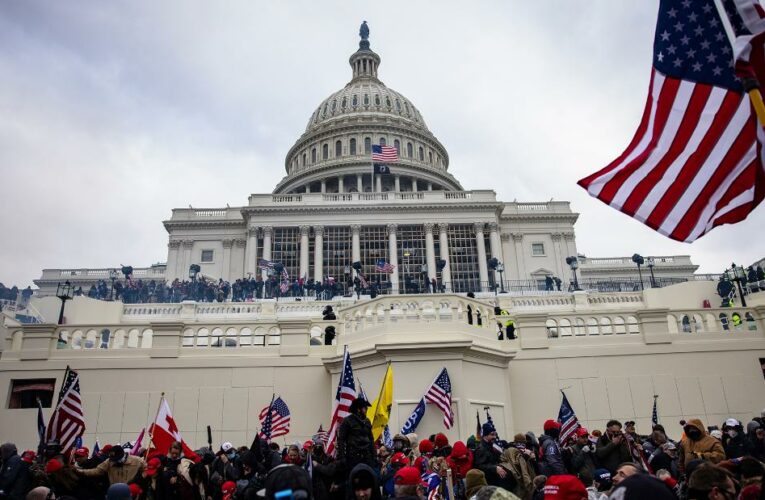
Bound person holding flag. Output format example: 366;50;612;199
366;363;394;441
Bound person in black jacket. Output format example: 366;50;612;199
595;420;633;475
337;398;375;477
0;443;30;500
722;418;755;459
538;420;566;477
472;422;516;491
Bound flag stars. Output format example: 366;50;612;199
686;48;696;58
668;8;678;18
681;35;691;45
700;40;711;50
660;30;671;42
688;12;698;23
681;0;692;8
722;45;731;55
673;58;683;68
657;52;665;63
702;3;713;14
715;32;725;42
675;21;685;31
709;18;719;28
712;66;723;76
667;44;677;55
694;25;704;36
707;53;717;63
692;62;703;72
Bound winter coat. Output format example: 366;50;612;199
595;433;632;474
723;432;755;459
500;447;535;500
79;455;145;486
0;454;30;500
538;435;566;477
473;440;516;491
336;413;376;471
446;441;474;480
569;443;597;486
679;419;726;471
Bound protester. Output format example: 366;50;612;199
679;419;726;473
474;422;516;491
538;420;566;477
594;420;631;475
75;445;145;487
336;398;376;472
0;443;30;499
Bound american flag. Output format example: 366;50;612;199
557;392;580;444
375;259;395;274
372;144;398;163
326;349;356;456
259;396;291;440
258;259;274;270
46;366;86;453
652;395;659;426
578;0;765;242
425;368;454;429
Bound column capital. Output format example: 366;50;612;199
300;225;311;236
386;223;397;236
314;225;324;237
511;233;524;242
487;222;499;232
168;240;182;249
551;232;563;242
473;222;486;233
423;222;436;234
181;239;194;249
247;226;259;237
563;232;576;241
350;224;362;234
437;223;449;234
222;238;234;249
234;238;246;248
262;226;273;237
500;233;511;242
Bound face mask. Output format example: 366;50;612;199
727;430;738;438
227;451;236;460
686;429;702;441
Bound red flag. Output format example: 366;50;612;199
147;397;198;461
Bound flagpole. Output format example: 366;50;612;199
145;392;165;458
712;0;765;126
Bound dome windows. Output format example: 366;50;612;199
352;95;358;107
429;151;433;164
407;142;413;158
350;138;357;155
404;102;410;115
322;144;329;160
375;95;381;106
418;147;424;161
302;153;307;166
385;96;391;108
322;103;329;117
311;148;317;164
335;140;342;157
364;94;370;105
394;139;400;154
331;100;337;113
364;137;371;153
379;137;386;146
395;99;401;111
341;97;347;109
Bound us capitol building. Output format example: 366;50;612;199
2;25;764;449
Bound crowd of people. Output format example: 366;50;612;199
2;400;765;500
0;283;33;310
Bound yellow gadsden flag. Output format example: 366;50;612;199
366;363;393;440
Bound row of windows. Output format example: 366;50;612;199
291;136;442;172
313;92;418;124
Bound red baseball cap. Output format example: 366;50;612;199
74;447;89;458
544;420;562;431
128;483;143;497
394;466;423;486
575;427;589;437
303;440;313;451
544;474;587;500
222;480;237;494
391;452;409;466
45;458;63;474
144;457;162;477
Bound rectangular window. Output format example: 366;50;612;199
531;243;545;256
273;227;300;280
447;224;481;293
8;379;55;409
201;250;214;262
360;226;390;291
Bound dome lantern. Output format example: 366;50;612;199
349;21;380;81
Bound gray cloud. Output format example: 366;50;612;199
0;0;762;287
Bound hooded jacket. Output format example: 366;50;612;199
446;441;474;479
500;446;535;499
679;419;725;471
347;463;382;500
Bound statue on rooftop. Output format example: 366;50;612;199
359;21;369;41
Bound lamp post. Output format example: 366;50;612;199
403;249;411;293
496;262;506;293
632;254;645;291
727;263;748;307
421;264;429;294
109;268;119;301
646;257;656;288
566;256;580;291
436;259;446;293
56;281;74;325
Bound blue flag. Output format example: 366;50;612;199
91;440;100;458
383;425;393;448
401;398;426;434
36;398;46;456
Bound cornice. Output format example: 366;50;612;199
163;220;246;231
241;202;503;215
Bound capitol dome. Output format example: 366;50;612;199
274;22;462;194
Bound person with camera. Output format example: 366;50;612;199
595;420;633;475
159;441;196;499
568;427;597;486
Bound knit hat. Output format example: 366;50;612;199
434;433;449;448
607;475;675;500
466;469;488;498
106;483;132;500
482;422;496;435
264;464;313;500
419;439;434;454
222;481;237;494
394;466;423;486
543;420;561;432
513;434;527;443
45;458;63;473
20;450;36;464
543;474;587;500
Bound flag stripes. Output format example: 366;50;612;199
45;367;85;454
424;368;454;429
326;349;356;456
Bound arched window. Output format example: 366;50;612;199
419;146;424;161
429;152;433;164
331;99;337;112
385;96;391;107
323;103;328;116
335;140;342;157
407;142;413;158
322;144;329;160
350;138;357;155
352;95;358;107
364;137;371;153
364;94;370;105
341;97;347;109
375;95;381;105
311;148;317;164
404;102;410;114
394;139;400;153
380;137;386;146
302;153;306;166
395;99;401;111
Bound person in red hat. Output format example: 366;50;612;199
569;427;596;486
433;433;451;457
392;466;426;499
418;439;434;458
127;482;143;499
539;420;566;476
382;452;410;497
221;479;237;500
543;474;587;500
135;456;162;498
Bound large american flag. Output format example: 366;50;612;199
46;367;86;453
375;259;395;274
259;396;291;440
425;368;454;429
557;392;580;444
326;349;357;456
372;145;398;163
579;0;765;242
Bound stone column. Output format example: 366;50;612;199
314;226;324;282
475;223;489;291
412;178;418;192
167;240;181;282
181;240;194;277
321;180;326;193
427;182;433;191
551;233;564;278
488;222;503;285
305;184;311;193
232;238;246;280
357;174;363;192
387;224;399;294
261;226;273;280
376;175;382;192
299;225;310;280
351;224;361;269
245;227;259;278
338;176;344;193
501;233;513;279
512;233;526;280
424;223;436;283
563;232;576;284
222;239;233;281
438;223;452;291
394;175;400;192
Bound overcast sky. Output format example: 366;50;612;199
1;1;763;287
